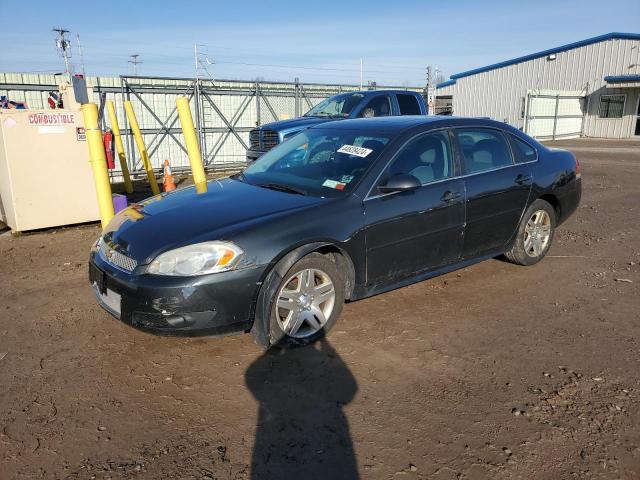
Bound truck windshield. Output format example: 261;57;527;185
241;128;391;197
304;93;365;118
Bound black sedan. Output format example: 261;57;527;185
89;116;581;346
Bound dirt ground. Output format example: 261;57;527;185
1;138;639;480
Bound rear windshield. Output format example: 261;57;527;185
242;129;391;197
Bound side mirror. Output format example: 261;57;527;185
377;174;421;194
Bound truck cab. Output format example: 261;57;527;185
246;89;427;163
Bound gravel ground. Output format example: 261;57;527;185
1;138;639;480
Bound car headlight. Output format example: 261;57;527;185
146;241;243;276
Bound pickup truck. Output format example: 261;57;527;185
246;89;427;163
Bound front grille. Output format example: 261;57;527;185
249;129;260;150
249;128;279;151
261;129;279;150
99;239;138;272
132;312;172;329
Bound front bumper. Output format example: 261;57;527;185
88;252;266;336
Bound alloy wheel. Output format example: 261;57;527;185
275;268;336;338
524;209;551;258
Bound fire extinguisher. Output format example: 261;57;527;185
103;129;115;169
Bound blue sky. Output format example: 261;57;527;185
1;0;639;86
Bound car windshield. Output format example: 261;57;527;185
303;93;365;118
241;129;391;197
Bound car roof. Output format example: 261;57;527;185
309;115;514;135
342;89;422;96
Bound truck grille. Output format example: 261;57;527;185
99;238;138;272
249;129;260;150
249;128;279;152
261;130;279;150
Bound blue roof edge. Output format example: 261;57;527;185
604;74;640;83
444;32;640;82
436;79;456;89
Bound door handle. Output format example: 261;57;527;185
515;174;532;185
441;190;461;203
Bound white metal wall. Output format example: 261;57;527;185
437;37;640;138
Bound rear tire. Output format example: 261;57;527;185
259;253;345;348
505;199;556;266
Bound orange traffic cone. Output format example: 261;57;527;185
163;159;176;192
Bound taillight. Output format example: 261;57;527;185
574;155;581;178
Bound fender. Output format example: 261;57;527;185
249;242;346;347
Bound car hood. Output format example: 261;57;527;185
260;116;336;132
104;179;325;264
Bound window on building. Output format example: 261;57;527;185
396;94;422;115
598;95;625;119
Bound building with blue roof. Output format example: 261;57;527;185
436;33;640;139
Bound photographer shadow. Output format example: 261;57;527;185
245;337;359;480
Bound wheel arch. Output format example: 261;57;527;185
249;241;356;346
538;193;561;221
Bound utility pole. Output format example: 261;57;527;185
129;54;142;76
360;58;363;90
53;27;73;75
426;65;435;115
76;34;86;76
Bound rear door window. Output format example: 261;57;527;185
509;135;538;163
360;95;392;118
396;94;422;115
455;129;514;174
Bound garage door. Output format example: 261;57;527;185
524;90;586;140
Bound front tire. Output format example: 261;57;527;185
267;253;344;347
505;199;556;266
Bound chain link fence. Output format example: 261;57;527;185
0;73;423;176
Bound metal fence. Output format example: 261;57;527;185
0;73;424;176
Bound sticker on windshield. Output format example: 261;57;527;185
322;179;346;190
337;144;373;158
340;174;354;183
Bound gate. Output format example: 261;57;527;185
523;89;586;140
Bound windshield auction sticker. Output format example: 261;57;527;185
322;179;347;190
337;144;373;158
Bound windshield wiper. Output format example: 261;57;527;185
258;182;307;196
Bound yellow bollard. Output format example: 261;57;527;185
195;181;208;194
106;101;133;194
81;103;115;229
176;96;207;185
124;101;160;195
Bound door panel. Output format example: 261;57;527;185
364;179;465;285
454;128;533;258
463;165;532;258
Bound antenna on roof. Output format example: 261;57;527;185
76;34;85;76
